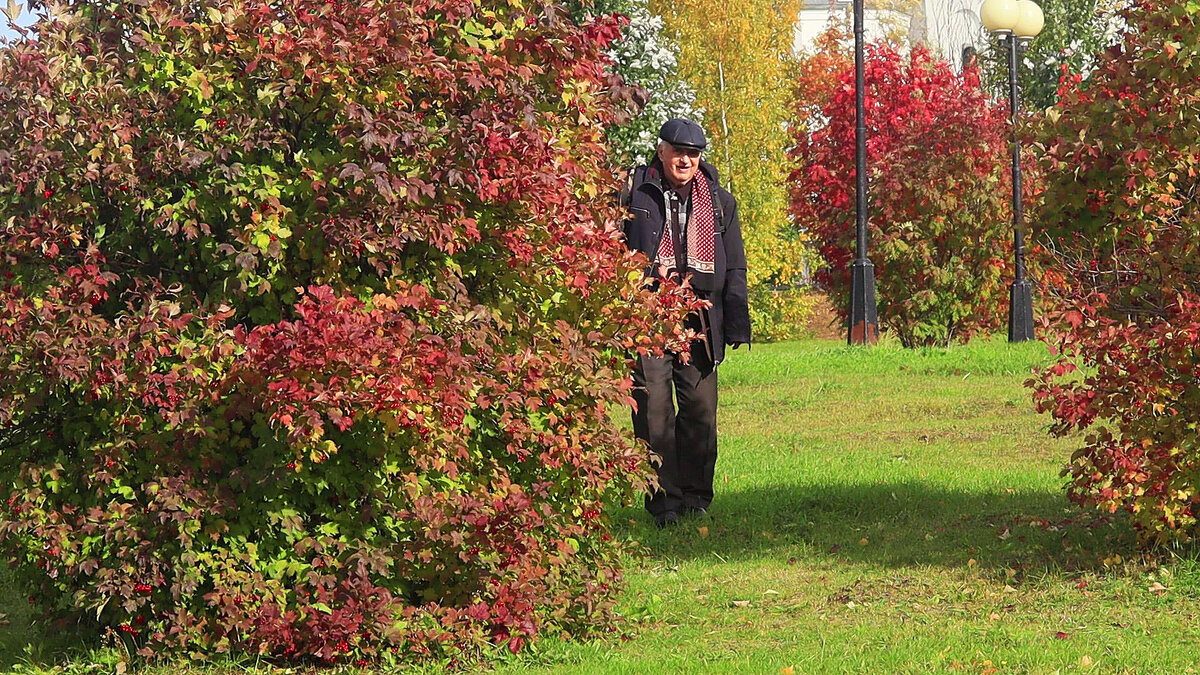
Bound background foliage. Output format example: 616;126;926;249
567;0;699;166
651;0;816;342
1031;0;1200;545
979;0;1128;110
0;0;693;664
790;40;1033;347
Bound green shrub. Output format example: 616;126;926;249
749;287;818;342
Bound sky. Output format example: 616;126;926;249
1;2;36;41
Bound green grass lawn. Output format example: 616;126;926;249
6;337;1200;673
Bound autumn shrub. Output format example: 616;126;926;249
789;41;1036;347
0;0;692;664
1030;0;1200;545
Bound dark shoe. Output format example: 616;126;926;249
653;511;681;528
682;505;708;519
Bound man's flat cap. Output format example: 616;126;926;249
659;119;707;151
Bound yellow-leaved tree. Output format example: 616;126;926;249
650;0;816;341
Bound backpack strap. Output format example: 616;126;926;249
618;166;648;209
708;176;726;234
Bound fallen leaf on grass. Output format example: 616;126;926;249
1003;585;1018;593
779;667;795;675
697;526;709;538
1081;655;1095;668
989;612;1001;620
967;558;977;568
762;589;779;596
998;528;1011;540
731;600;751;608
1054;631;1070;640
828;544;841;554
1149;581;1168;594
859;537;869;546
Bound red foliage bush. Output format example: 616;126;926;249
1030;0;1200;544
789;41;1035;347
0;0;690;663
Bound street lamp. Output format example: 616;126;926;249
848;0;879;345
980;0;1043;342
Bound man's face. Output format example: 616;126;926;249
657;143;701;188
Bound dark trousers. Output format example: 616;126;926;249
632;348;719;517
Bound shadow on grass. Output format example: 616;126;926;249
0;566;102;672
615;480;1139;578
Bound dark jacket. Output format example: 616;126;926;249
622;159;751;368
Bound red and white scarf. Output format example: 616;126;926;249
655;173;716;287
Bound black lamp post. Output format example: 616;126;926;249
981;0;1044;342
848;0;878;345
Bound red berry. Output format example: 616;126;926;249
42;189;53;199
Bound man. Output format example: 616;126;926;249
621;119;751;528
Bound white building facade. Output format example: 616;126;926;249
794;0;989;71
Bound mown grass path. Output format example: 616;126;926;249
504;339;1200;674
6;339;1200;674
